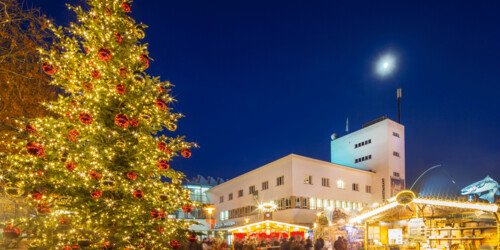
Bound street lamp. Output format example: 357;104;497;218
204;205;215;237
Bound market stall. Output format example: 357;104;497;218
350;191;499;250
228;220;309;241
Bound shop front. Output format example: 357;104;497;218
350;191;499;250
228;220;309;241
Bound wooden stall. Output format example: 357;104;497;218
350;191;499;250
228;220;309;241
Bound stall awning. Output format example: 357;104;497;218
227;220;309;233
350;191;499;223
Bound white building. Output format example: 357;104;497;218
331;116;405;201
207;116;405;229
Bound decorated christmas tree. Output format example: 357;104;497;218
2;0;196;248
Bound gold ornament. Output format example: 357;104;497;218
116;139;125;147
166;122;177;132
103;178;116;187
133;71;146;84
4;182;23;197
135;25;146;39
140;111;152;124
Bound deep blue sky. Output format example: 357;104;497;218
33;0;500;188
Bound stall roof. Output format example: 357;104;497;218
227;220;309;232
350;196;499;223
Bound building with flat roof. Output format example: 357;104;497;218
207;117;405;230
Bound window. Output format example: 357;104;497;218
228;193;233;200
365;185;372;193
321;178;330;187
262;181;269;190
393;132;400;138
337;180;345;189
317;198;322;208
393;172;400;177
342;201;346;208
295;197;301;208
220;210;228;221
393;151;400;157
355;154;372;164
304;175;313;185
310;198;316;209
220;196;224;203
285;197;291;209
336;200;341;208
276;200;283;210
276;176;284;186
354;139;372;149
249;185;256;194
302;198;309;209
352;183;359;191
238;189;243;197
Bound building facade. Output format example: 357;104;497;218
208;117;405;229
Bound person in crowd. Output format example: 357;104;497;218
201;238;211;250
305;237;313;250
234;238;243;250
323;237;332;250
333;237;342;250
341;237;347;250
280;237;290;250
186;235;200;250
314;237;324;250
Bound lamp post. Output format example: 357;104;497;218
205;205;215;238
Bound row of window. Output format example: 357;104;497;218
393;151;400;157
393;132;400;138
354;154;372;163
220;176;284;203
218;197;367;221
220;177;371;203
354;139;372;149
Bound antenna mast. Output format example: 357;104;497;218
397;88;402;123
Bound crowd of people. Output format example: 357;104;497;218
183;235;352;250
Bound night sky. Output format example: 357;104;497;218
32;0;500;188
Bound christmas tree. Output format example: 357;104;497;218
3;0;196;248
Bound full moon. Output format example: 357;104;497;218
376;54;396;77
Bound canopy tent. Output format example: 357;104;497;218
228;220;309;240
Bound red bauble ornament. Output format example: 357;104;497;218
119;67;128;77
84;47;89;54
116;84;126;94
140;55;150;69
89;170;102;180
83;82;93;91
59;217;71;225
68;129;79;142
157;159;169;170
155;98;167;110
157;142;166;151
91;190;102;198
126;172;136;180
98;47;112;62
158;226;164;234
122;2;131;12
151;209;159;219
115;114;129;128
65;162;76;171
181;148;192;158
24;124;36;132
91;70;101;79
105;7;111;16
182;204;193;213
130;119;139;127
2;225;21;239
114;33;123;44
133;189;143;199
165;149;173;155
170;240;181;249
36;203;51;214
79;112;93;125
42;62;55;75
26;141;45;157
158;86;164;92
32;190;42;200
189;235;197;242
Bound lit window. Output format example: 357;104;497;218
295;197;301;208
337;180;345;189
310;198;316;209
336;200;341;208
304;175;313;185
317;198;322;208
324;199;329;208
342;201;346;208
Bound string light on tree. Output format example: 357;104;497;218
3;0;198;248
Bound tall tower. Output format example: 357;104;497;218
330;116;405;202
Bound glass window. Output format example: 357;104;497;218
324;199;329;208
295;197;301;208
262;181;269;190
310;198;316;209
285;198;291;209
342;201;346;208
276;176;284;186
302;198;308;209
249;185;256;194
317;198;322;208
304;175;312;184
238;189;243;197
228;193;233;200
336;200;341;208
337;180;345;189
